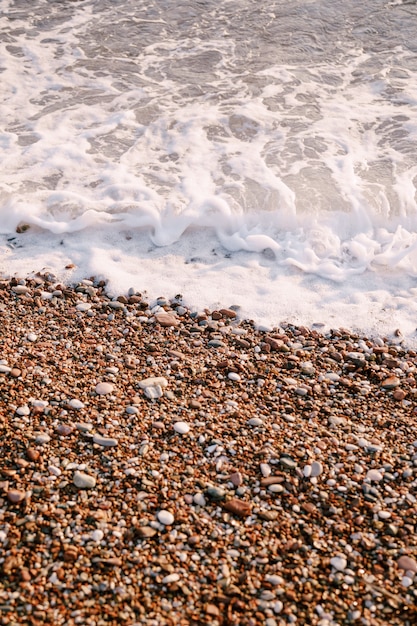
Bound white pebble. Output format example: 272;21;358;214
366;469;383;482
95;382;114;395
91;529;104;542
260;463;271;477
162;573;180;584
273;601;284;614
402;576;413;588
248;417;263;427
76;302;92;312
378;510;391;520
330;556;347;571
228;372;241;381
173;421;190;434
73;471;96;489
303;464;312;478
157;510;175;526
138;376;168;389
68;399;85;410
193;493;206;506
93;434;118;447
16;405;30;416
27;333;37;342
265;574;284;586
311;461;323;477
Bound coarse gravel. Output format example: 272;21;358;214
1;274;417;626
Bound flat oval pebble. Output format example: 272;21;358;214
366;469;383;482
35;433;51;444
157;510;175;525
68;399;85;409
93;434;118;447
228;372;241;381
76;302;92;311
397;555;417;573
162;573;180;584
173;421;190;434
27;333;37;342
95;382;114;395
311;461;323;477
248;417;263;426
0;364;12;374
7;489;26;503
73;471;96;489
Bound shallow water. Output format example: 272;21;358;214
1;0;417;341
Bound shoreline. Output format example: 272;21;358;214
1;274;417;625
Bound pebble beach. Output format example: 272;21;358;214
1;275;417;626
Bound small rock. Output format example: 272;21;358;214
366;469;383;482
137;526;157;539
279;456;297;470
228;471;243;487
12;285;30;294
68;399;85;410
91;529;104;542
381;376;400;389
56;424;74;436
223;498;252;517
157;510;175;525
397;555;417;573
248;417;263;427
35;433;50;444
265;574;284;586
138;377;169;390
219;308;237;319
73;471;96;489
26;448;40;461
393;389;406;400
162;573;180;584
95;382;114;395
155;312;179;327
173;421;190;435
93;434;118;447
330;555;347;571
7;489;26;503
16;405;30;416
206;486;226;501
228;372;241;381
260;463;271;477
311;461;323;477
27;333;37;342
76;302;92;312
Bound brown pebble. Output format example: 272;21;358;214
206;604;220;616
63;546;78;563
10;368;21;378
26;448;40;462
137;526;157;539
381;376;400;389
223;498;252;517
397;555;417;573
393;389;406;400
258;510;279;521
155;312;179;327
260;476;285;487
219;308;237;319
189;398;202;409
7;489;26;503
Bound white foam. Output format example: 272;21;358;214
1;0;417;344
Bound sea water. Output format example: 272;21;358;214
1;0;417;342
